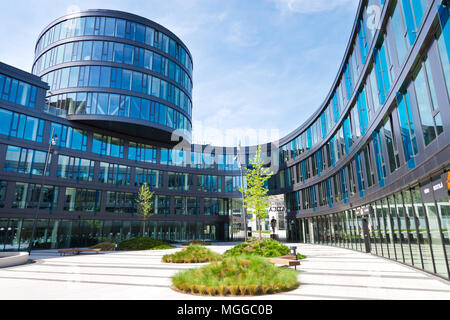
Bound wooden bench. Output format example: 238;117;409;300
266;256;301;270
58;249;101;256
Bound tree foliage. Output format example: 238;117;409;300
239;145;273;240
135;183;155;236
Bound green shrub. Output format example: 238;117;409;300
118;237;175;251
89;242;116;251
224;238;288;258
224;238;307;260
172;255;299;296
181;240;211;246
163;245;221;263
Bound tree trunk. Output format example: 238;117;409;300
258;217;262;240
142;219;146;237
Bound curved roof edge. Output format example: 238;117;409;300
34;9;193;64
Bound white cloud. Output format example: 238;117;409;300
274;0;357;14
225;21;260;47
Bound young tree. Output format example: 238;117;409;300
239;145;273;240
135;183;155;236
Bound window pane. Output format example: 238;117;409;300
414;66;436;146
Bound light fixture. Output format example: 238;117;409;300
290;246;297;259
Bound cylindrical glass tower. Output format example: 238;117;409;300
32;9;193;143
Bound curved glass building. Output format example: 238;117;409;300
33;9;193;142
270;0;450;281
0;1;449;280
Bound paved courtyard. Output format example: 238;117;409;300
0;243;449;300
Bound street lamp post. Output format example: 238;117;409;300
28;128;58;254
234;142;248;242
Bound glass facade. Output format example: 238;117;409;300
34;40;192;94
0;4;448;282
0;108;44;142
0;73;37;108
296;182;450;280
34;12;194;143
0;219;219;251
42;66;192;116
35;15;193;73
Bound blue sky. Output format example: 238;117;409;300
0;0;359;146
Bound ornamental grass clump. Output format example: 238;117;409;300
118;237;175;251
223;238;306;260
162;245;221;263
181;240;211;246
172;255;299;296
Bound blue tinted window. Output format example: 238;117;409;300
99;67;111;88
110;137;123;158
343;117;352;154
119;95;130;117
354;153;365;197
145;27;154;46
68;67;79;87
144;51;153;70
437;13;450;98
64;42;73;62
402;0;427;45
0;109;12;136
92;41;103;60
396;91;418;169
0;74;4;96
24;117;39;141
16;82;31;106
51;122;87;151
372;130;386;187
2;77;10;100
113;43;124;63
96;93;108;115
159;104;166;125
136;24;145;42
108;94;119;116
88;66;100;87
392;4;408;65
167;107;174;128
357;89;369;135
358;20;368;64
130;96;140;119
82;41;92;60
115;19;125;38
85;17;95;35
71;128;85;151
132;72;142;92
332;93;340;122
121;69;131;90
141;99;150;121
374;42;391;105
110;68;121;89
125;21;136;40
104;18;115;37
124;45;133;65
8;80;18;103
92;133;103;154
152;77;160;98
153;54;162;74
344;64;353;99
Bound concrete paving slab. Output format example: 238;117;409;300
0;243;449;300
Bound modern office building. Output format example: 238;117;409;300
0;1;449;280
0;9;249;250
279;0;450;281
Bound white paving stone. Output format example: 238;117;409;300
0;243;449;300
